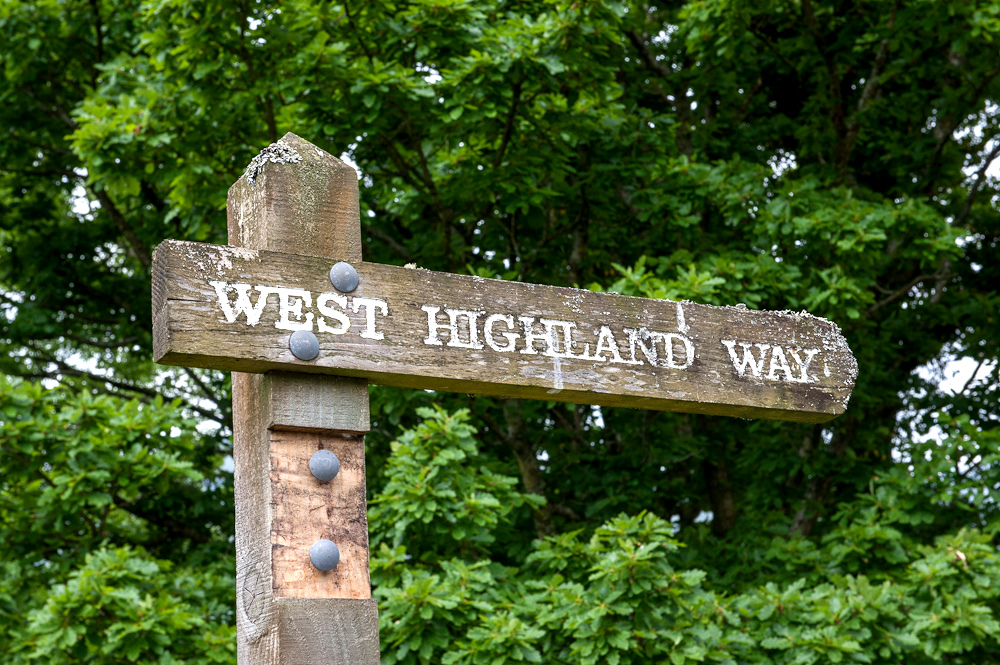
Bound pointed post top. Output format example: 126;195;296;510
227;133;362;262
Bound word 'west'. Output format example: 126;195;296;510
210;281;388;340
209;281;820;382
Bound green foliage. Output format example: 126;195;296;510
368;408;1000;665
371;407;544;556
0;378;234;662
2;0;999;661
12;546;234;664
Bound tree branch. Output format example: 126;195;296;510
549;502;585;522
27;356;225;423
625;30;671;79
866;262;950;316
624;29;685;113
839;2;897;174
802;0;849;173
955;137;1000;228
19;85;78;130
63;333;139;349
363;222;415;262
739;17;800;74
736;75;763;123
494;79;524;168
89;0;104;86
959;357;987;395
477;401;554;537
343;0;375;66
236;0;277;142
548;405;589;451
115;497;210;544
922;66;1000;191
93;189;152;269
182;367;223;408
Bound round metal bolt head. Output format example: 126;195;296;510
310;539;340;571
329;261;359;293
309;449;340;482
289;330;319;361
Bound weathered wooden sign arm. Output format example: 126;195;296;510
154;240;857;424
153;133;857;664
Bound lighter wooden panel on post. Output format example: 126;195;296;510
153;239;858;423
269;430;370;599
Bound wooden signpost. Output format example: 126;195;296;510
152;133;858;664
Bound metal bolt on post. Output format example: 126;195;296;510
309;450;341;482
310;539;340;571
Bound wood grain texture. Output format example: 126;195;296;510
154;240;858;423
270;429;370;599
266;372;370;433
222;135;377;664
277;599;380;665
227;132;362;262
233;372;281;663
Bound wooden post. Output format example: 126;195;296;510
227;133;380;664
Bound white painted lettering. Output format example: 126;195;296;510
593;326;626;363
722;340;770;378
422;306;483;348
518;317;547;355
767;345;794;380
789;348;820;383
540;319;581;358
445;309;484;349
352;297;388;340
624;328;657;365
210;281;272;327
273;287;314;331
662;332;695;370
316;293;350;335
210;280;709;377
422;306;446;346
723;340;817;381
484;313;519;352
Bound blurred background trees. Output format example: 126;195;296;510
1;0;998;662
